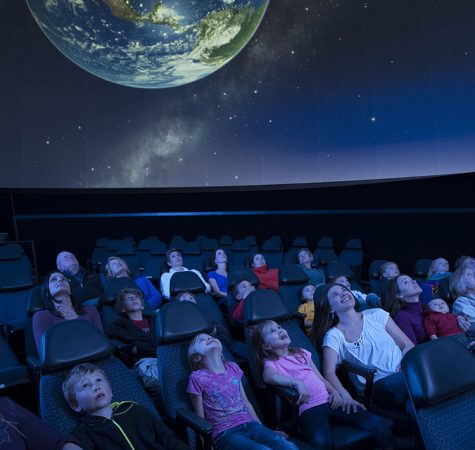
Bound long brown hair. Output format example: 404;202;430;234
311;283;341;352
380;276;402;317
42;271;84;318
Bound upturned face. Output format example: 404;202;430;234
333;276;350;290
177;292;196;303
382;263;400;280
463;268;475;291
214;249;227;264
236;280;255;299
262;321;291;350
108;258;128;277
327;284;355;313
72;371;112;414
48;272;71;298
431;258;449;274
57;252;80;274
428;299;449;314
252;254;266;268
193;333;222;356
167;251;183;269
396;275;422;301
298;250;313;265
121;292;144;312
301;284;316;301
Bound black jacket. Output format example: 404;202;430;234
73;401;189;450
107;316;157;359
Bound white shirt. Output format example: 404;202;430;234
160;267;210;299
323;308;402;385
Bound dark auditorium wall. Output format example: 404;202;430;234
1;172;474;278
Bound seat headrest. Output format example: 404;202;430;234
27;286;46;315
150;242;167;255
414;259;432;277
116;243;135;255
156;301;212;344
0;245;22;260
402;338;475;408
200;238;218;251
40;320;114;371
170;271;205;297
369;260;387;279
291;236;308;247
279;264;309;285
326;261;354;280
228;268;259;289
243;290;292;326
95;238;108;248
106;240;122;251
183;243;201;255
343;238;362;250
317;237;334;249
231;239;250;251
104;277;139;304
245;236;257;246
261;239;281;252
219;235;232;245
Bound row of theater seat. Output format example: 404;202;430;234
2;288;474;449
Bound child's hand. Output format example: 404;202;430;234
295;380;309;405
457;315;471;332
339;394;366;414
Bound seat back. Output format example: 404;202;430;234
39;320;158;435
169;271;206;298
261;237;283;268
229;239;251;268
182;242;203;273
339;238;363;280
143;242;168;279
278;265;309;312
368;260;388;294
414;258;433;283
102;276;139;304
313;236;339;268
402;338;475;450
200;238;218;273
0;245;34;291
0;334;30;391
169;235;187;251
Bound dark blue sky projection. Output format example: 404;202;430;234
2;0;475;188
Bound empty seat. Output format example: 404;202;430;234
218;235;233;254
143;242;168;279
0;245;34;291
313;236;339;268
90;237;109;269
261;237;283;268
182;242;203;273
200;238;218;273
244;235;259;254
278;264;310;313
229;239;251;268
169;235;187;251
339;238;363;280
368;260;388;294
0;334;30;392
414;258;433;283
115;242;139;275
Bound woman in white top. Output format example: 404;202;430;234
312;283;413;411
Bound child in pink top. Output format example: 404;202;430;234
252;320;397;449
187;333;297;450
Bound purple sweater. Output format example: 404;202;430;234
32;305;103;351
394;302;428;345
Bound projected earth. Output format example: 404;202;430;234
26;0;269;88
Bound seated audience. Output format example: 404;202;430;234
176;291;247;360
231;279;256;321
56;250;103;305
62;363;188;450
298;284;316;333
207;248;228;304
379;261;400;281
104;256;162;309
381;274;429;345
450;266;475;337
252;320;397;449
297;247;325;286
0;396;81;450
187;334;297;450
454;255;475;270
160;249;210;300
332;275;380;311
33;272;103;351
249;253;279;291
424;298;462;340
422;257;451;303
313;283;414;412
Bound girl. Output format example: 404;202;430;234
313;283;413;414
297;284;316;332
187;334;297;450
253;320;397;449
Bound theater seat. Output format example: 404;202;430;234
278;264;309;313
313;236;339;268
402;338;475;449
169;271;206;299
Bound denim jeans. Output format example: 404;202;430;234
299;403;397;450
214;421;298;450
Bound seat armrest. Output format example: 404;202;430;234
268;384;299;404
340;360;376;407
177;408;214;435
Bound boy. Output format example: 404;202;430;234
424;298;462;339
62;363;188;450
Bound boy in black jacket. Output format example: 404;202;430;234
62;363;188;450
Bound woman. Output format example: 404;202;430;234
104;256;162;309
297;247;325;286
207;248;228;303
381;274;428;344
312;283;414;412
32;272;103;351
249;253;279;291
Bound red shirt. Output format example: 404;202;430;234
424;311;461;338
253;264;279;291
132;318;150;333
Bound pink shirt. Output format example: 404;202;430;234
264;348;329;415
187;361;254;439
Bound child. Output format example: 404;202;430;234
379;262;400;281
187;334;297;450
252;320;397;449
332;275;380;311
424;298;462;340
63;363;188;450
297;284;315;333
